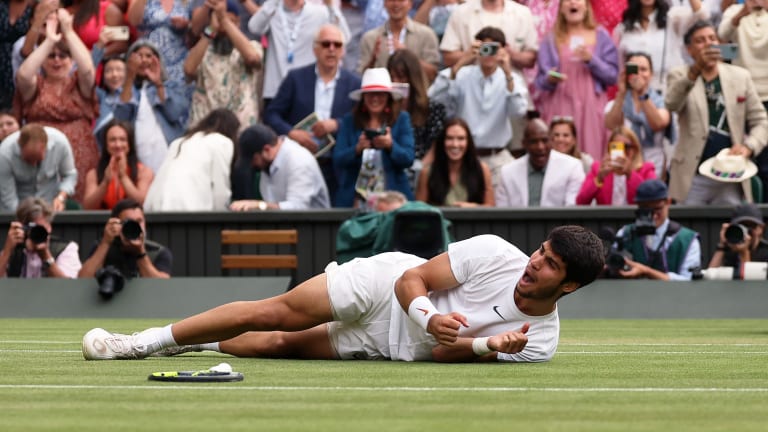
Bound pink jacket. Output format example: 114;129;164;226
576;161;656;205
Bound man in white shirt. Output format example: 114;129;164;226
229;124;331;210
82;225;605;363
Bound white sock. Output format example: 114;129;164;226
157;324;177;348
137;324;177;352
200;342;220;352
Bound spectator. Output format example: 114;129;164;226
708;202;768;268
94;55;127;144
14;8;99;204
358;0;440;82
613;0;709;95
496;118;585;207
333;68;415;208
549;115;593;174
387;49;446;186
184;0;263;129
429;27;528;187
412;0;458;41
0;125;77;212
16;0;55;67
66;0;129;55
0;110;20;141
114;39;188;174
144;109;240;211
590;0;627;34
79;198;173;279
247;0;350;104
612;179;701;280
604;51;673;178
576;126;657;205
516;0;560;101
229;124;331;210
127;0;193;93
439;0;538;69
371;189;407;211
0;0;32;110
534;0;619;161
665;20;768;204
0;197;81;279
263;24;360;203
415;118;494;207
82;120;154;210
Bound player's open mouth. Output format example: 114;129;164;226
521;269;535;285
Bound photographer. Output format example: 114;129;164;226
611;179;701;280
78;198;172;280
708;203;768;268
0;197;81;278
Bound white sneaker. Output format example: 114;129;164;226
82;328;154;360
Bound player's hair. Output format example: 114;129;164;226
547;225;605;290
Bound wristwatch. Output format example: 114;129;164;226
638;93;650;102
203;26;217;40
43;256;55;270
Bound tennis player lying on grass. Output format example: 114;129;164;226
83;225;604;363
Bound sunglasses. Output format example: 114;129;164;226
317;40;343;49
47;52;70;60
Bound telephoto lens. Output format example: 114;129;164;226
121;219;143;241
724;224;748;245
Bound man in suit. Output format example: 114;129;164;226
665;19;768;205
263;24;361;201
496;118;585;207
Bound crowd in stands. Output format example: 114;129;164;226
2;0;768;279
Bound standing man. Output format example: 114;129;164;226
79;199;173;280
248;0;350;106
229;124;331;210
184;0;264;128
358;0;440;82
496;118;585;207
665;20;768;205
0;124;76;212
263;24;360;201
82;225;605;363
429;27;528;187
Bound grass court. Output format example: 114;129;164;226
1;318;767;431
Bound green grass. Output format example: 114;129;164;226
1;319;768;431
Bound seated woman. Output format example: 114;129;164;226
415;118;494;207
576;126;656;205
549;116;593;174
143;108;240;211
82;120;154;210
333;68;415;208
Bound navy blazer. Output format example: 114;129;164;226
263;63;361;136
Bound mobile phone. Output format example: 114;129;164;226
712;43;738;61
478;42;500;57
625;62;638;75
569;35;584;51
609;141;625;160
103;26;130;41
547;70;564;80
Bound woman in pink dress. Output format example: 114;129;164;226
15;8;99;205
534;0;619;160
68;0;128;55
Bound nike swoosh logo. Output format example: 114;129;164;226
417;308;429;316
493;306;505;320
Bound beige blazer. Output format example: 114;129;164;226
665;63;768;202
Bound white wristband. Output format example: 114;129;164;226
407;296;440;331
472;337;492;356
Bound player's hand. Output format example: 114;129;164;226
427;312;469;346
488;323;529;354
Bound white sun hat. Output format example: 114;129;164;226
698;148;758;183
349;68;404;101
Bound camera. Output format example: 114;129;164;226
724;223;748;245
601;208;657;277
121;219;143;241
23;223;48;244
95;265;125;299
364;127;387;141
478;42;500;57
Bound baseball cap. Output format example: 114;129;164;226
635;179;668;203
731;203;764;226
238;124;277;161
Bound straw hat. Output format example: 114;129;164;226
698;149;758;183
349;68;403;101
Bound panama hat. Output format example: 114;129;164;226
698;148;758;183
349;68;403;101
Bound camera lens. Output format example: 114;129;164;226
27;224;48;244
121;219;143;241
724;224;747;244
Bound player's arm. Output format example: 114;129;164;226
431;324;530;363
394;252;469;346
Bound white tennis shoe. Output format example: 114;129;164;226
82;328;156;360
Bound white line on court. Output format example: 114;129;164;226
2;348;768;355
562;343;768;347
0;341;78;344
0;384;767;393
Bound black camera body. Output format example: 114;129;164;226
96;265;125;299
121;219;143;241
604;208;657;277
23;223;48;244
363;127;387;141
